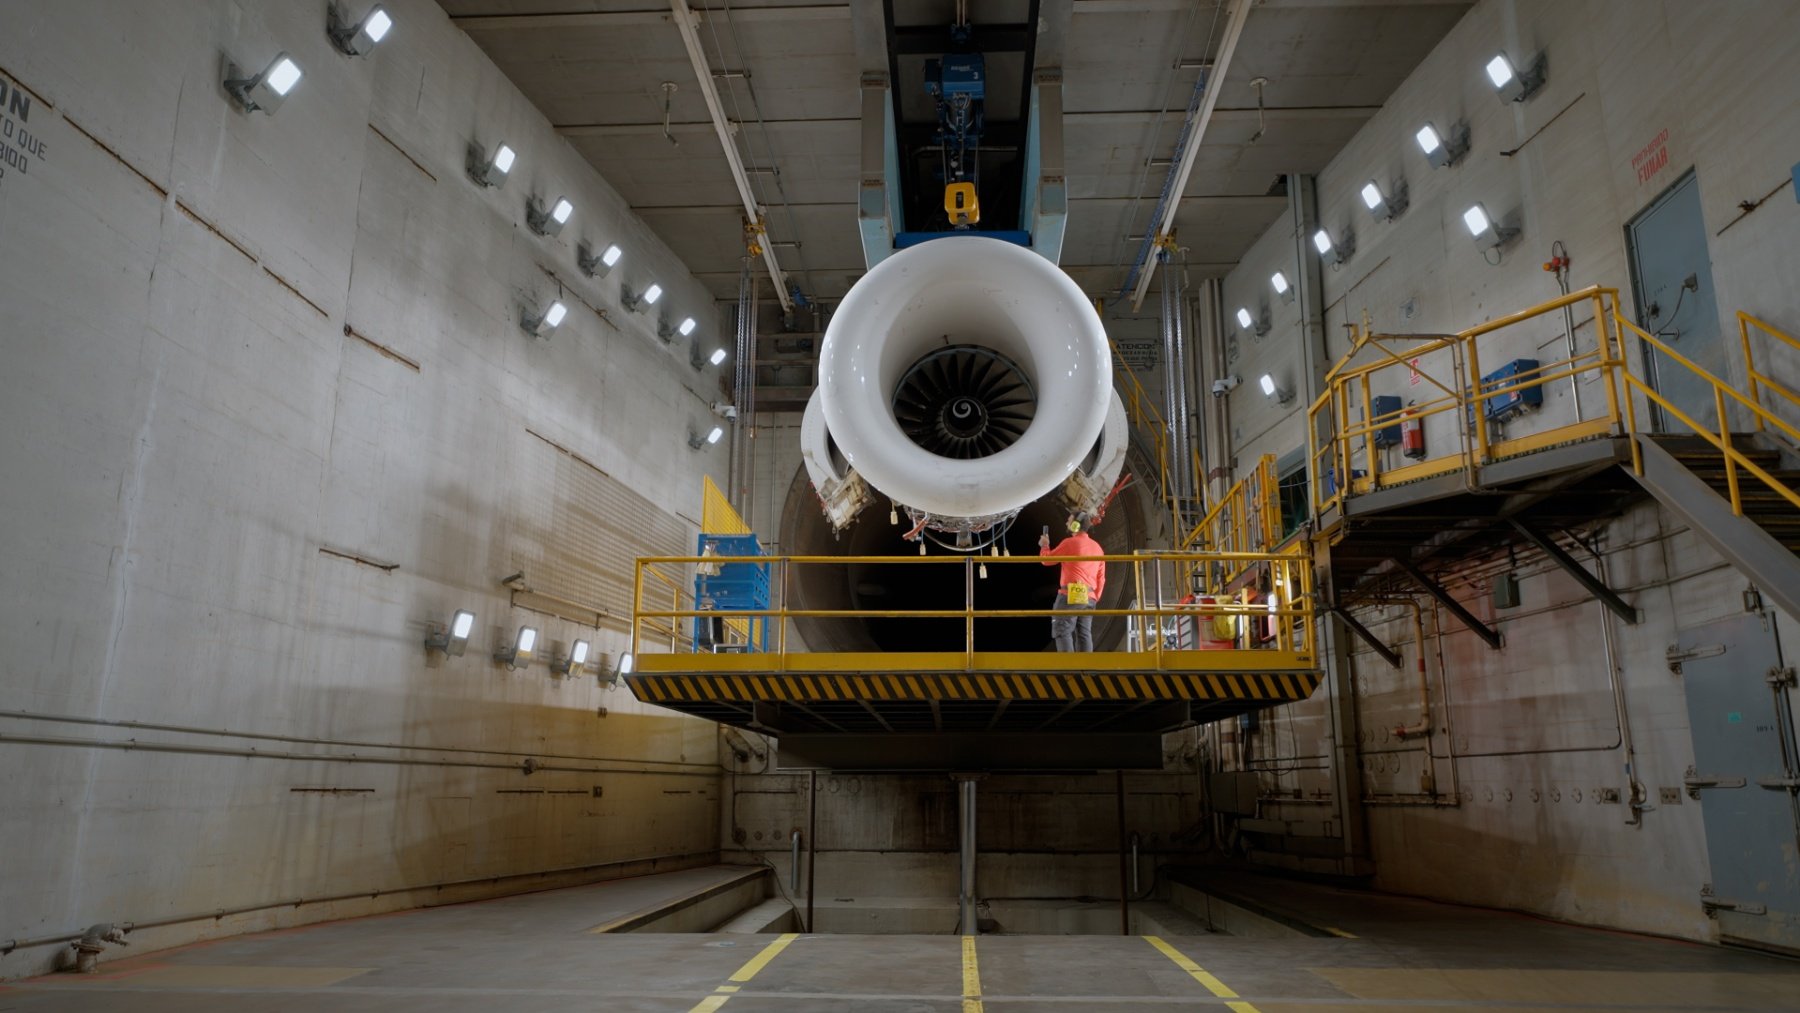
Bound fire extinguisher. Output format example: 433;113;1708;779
1400;401;1426;459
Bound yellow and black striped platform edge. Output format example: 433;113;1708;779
627;671;1322;704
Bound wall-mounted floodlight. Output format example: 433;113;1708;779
1269;271;1295;304
1360;179;1408;222
553;639;591;677
522;299;567;338
528;196;574;237
1312;227;1353;266
603;651;635;686
622;282;663;313
1259;373;1294;405
468;142;515;188
1235;306;1269;337
1486;51;1546;103
688;426;725;449
1463;203;1519;252
709;348;728;366
495;625;538;669
328;4;393;56
578;242;622;278
1416;122;1469;170
224;53;303;114
660;314;700;342
423;609;477;656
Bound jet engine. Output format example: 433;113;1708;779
800;235;1128;549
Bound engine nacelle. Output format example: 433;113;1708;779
801;236;1124;539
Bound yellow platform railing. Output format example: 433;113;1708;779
1306;285;1800;523
630;550;1314;672
1177;454;1282;589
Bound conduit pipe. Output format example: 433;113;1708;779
1129;0;1253;309
1582;536;1648;824
669;0;792;313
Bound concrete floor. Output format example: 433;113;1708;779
5;867;1798;1012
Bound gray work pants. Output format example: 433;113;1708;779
1051;592;1095;652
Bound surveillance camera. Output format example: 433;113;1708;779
709;401;739;420
1211;375;1241;398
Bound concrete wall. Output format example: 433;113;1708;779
0;0;732;976
1203;0;1800;941
719;759;1209;928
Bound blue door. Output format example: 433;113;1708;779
1625;171;1725;433
1677;611;1800;954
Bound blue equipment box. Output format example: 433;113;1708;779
1469;358;1543;425
1370;395;1403;448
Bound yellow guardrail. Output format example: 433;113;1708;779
1177;454;1282;589
630;550;1315;671
1305;284;1800;525
1109;340;1188;538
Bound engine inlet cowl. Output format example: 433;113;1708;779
893;345;1035;459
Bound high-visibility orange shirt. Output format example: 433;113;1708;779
1040;532;1106;599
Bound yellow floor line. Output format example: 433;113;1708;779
685;933;800;1013
962;934;984;1013
1144;935;1262;1011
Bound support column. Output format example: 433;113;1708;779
954;774;982;934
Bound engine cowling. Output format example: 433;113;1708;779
804;235;1118;528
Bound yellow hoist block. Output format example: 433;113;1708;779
944;182;980;227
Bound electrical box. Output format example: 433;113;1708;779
1370;395;1403;448
1469;358;1543;426
1493;572;1521;609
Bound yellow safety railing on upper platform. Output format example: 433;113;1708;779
1306;284;1800;524
629;549;1314;674
1176;454;1281;590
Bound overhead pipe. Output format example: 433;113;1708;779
668;0;793;313
1129;0;1254;310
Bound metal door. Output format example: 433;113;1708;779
1625;170;1725;432
1677;610;1800;954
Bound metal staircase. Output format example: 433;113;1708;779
1632;433;1800;619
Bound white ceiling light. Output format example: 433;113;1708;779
495;625;538;669
522;299;568;338
1312;227;1353;266
1486;51;1545;103
709;348;728;366
1360;179;1407;222
1463;201;1519;252
554;638;591;676
1259;373;1293;404
328;4;393;56
643;283;663;305
678;317;697;336
1260;374;1276;396
1416;121;1468;170
688;425;725;449
1236;307;1254;329
468;142;514;188
578;241;621;278
528;195;573;237
224;53;303;114
1270;271;1289;295
424;609;477;657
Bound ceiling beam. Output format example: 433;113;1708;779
451;5;850;31
555;106;1374;139
1067;106;1381;125
558;118;856;138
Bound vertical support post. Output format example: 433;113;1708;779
1116;769;1130;935
955;774;980;935
807;770;817;932
964;555;976;670
1316;547;1372;877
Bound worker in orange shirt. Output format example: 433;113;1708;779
1039;514;1105;652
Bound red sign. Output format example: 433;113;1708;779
1408;358;1421;386
1632;128;1670;185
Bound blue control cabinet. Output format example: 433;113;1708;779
1469;358;1543;426
693;534;771;652
1370;395;1404;448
